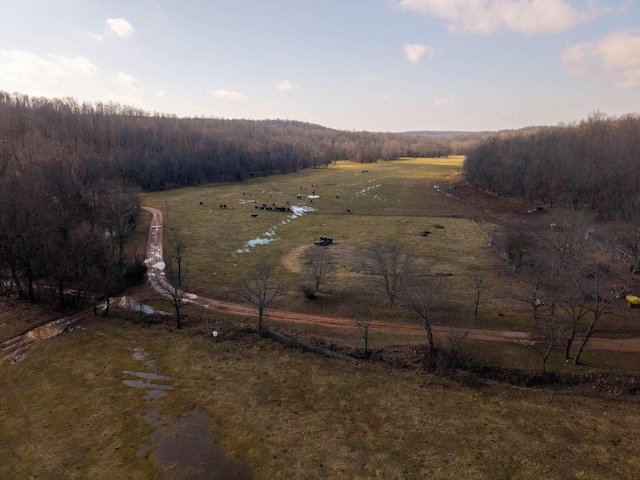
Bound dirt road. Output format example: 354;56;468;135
141;206;640;353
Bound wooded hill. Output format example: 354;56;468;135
0;91;449;191
463;112;640;219
0;91;448;305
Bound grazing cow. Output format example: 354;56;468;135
347;209;351;213
255;205;259;209
251;214;258;218
199;201;204;205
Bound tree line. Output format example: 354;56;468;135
0;91;449;191
0;91;449;307
463;112;640;219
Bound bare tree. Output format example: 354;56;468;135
366;240;413;307
572;263;616;365
472;273;484;320
403;275;444;353
304;247;333;292
351;301;377;358
101;182;140;266
444;324;469;367
160;232;189;328
238;263;283;334
524;301;565;373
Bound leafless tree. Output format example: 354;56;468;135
304;247;333;292
365;240;413;307
160;232;189;328
101;182;140;266
472;273;484;320
238;263;283;334
402;274;444;353
351;301;378;358
444;324;469;366
524;300;565;373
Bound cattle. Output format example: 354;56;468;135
251;214;258;218
199;201;204;205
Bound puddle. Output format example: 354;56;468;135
234;204;315;255
132;348;147;361
356;184;381;196
142;410;253;480
123;370;174;400
118;296;171;316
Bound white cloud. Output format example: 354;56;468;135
0;49;98;88
116;72;141;90
275;80;300;91
157;90;166;97
394;0;588;34
404;43;435;63
53;55;99;76
560;31;640;89
210;89;248;100
106;18;136;39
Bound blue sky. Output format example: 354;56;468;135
0;0;638;131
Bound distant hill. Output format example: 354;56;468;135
398;130;478;137
400;126;546;138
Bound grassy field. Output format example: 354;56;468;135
1;312;639;479
141;157;640;374
141;157;517;320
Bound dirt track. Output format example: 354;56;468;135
141;206;640;353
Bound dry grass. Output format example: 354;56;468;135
1;315;639;479
141;157;529;323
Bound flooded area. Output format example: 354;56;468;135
124;347;253;478
234;204;315;255
141;410;253;480
123;370;174;400
118;296;171;316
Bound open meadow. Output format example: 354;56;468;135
1;311;639;479
141;157;512;319
2;158;640;478
141;157;640;373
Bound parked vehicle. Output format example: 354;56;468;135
314;236;333;246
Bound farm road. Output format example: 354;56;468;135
142;206;640;353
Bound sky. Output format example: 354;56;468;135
0;0;639;132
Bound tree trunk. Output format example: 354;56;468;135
564;331;576;360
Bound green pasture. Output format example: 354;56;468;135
141;157;520;320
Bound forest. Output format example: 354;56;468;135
463;112;640;220
0;91;448;305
